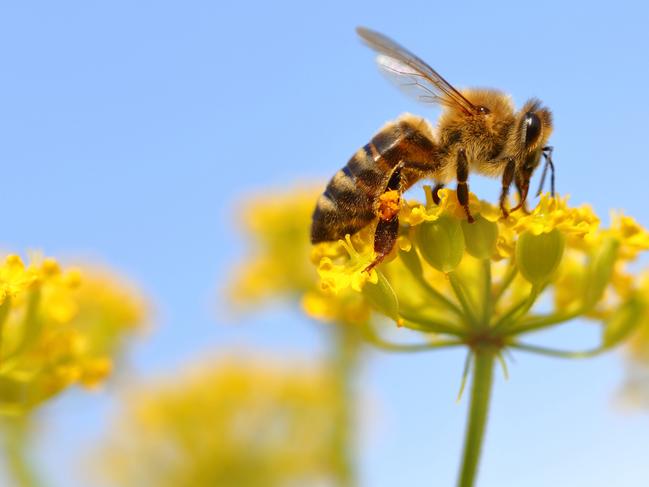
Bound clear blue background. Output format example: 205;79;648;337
1;1;648;486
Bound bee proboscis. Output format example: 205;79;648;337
311;27;555;271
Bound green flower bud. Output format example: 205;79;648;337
583;237;620;309
602;295;644;349
516;229;565;286
362;270;401;324
461;215;498;259
415;215;465;273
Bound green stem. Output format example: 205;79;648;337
447;271;478;327
362;322;463;352
2;419;41;487
398;312;465;337
492;265;517;305
481;260;492;329
411;271;465;319
502;308;583;337
509;342;606;359
457;346;495;487
330;325;359;487
491;285;540;333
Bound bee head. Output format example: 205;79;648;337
516;99;553;175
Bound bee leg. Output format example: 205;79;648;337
364;163;404;273
510;174;530;213
513;175;531;214
432;183;445;205
365;215;400;273
456;149;474;223
499;159;515;218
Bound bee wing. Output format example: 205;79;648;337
357;27;478;115
375;54;456;108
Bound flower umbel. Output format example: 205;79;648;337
312;188;648;353
94;356;345;487
311;187;649;486
0;255;146;414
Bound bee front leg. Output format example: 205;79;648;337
432;182;445;205
364;162;404;273
510;174;530;213
456;149;474;223
499;159;515;218
513;175;531;214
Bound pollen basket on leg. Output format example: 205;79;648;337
377;190;401;220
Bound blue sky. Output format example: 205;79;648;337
1;1;648;486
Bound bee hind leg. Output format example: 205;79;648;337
364;216;400;273
364;162;404;273
456;149;475;223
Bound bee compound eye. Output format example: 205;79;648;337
477;105;490;115
524;112;542;146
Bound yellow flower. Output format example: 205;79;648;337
402;187;499;227
226;186;372;326
228;187;322;305
308;186;648;355
609;213;649;260
317;234;378;294
93;356;346;487
0;256;146;414
0;255;37;303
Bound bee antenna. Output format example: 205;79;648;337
536;146;555;197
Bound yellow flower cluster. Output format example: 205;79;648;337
0;255;146;415
95;356;345;487
310;187;649;354
228;186;371;326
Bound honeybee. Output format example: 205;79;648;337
311;27;555;271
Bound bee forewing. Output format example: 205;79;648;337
357;26;478;115
376;54;449;107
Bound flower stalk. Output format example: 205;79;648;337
1;419;42;487
458;347;495;487
330;326;360;487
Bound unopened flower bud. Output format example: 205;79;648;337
362;271;401;324
415;215;465;273
516;229;565;286
461;215;498;259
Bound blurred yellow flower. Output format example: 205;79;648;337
609;213;649;260
228;187;320;305
0;255;38;303
227;186;371;326
0;255;146;414
95;356;347;487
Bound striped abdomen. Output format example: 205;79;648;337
311;115;438;243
